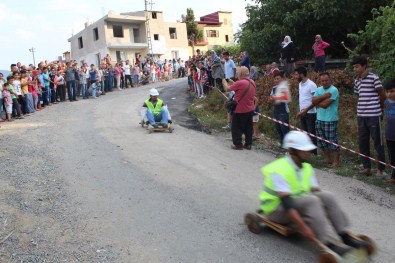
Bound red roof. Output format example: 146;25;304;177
200;12;220;23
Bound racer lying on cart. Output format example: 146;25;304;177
141;88;172;128
260;131;370;257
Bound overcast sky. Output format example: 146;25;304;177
0;0;254;70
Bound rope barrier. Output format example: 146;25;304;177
255;112;395;170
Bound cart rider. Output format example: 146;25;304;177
260;131;369;256
142;88;170;128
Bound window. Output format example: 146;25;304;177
93;28;99;41
225;35;229;42
116;51;127;62
224;18;228;25
78;37;83;49
169;28;177;39
152;12;157;19
171;51;180;60
206;30;219;38
113;25;124;38
133;28;141;43
96;53;101;66
154;34;159;41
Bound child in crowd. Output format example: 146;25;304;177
133;63;140;86
384;79;395;184
200;68;210;95
13;72;25;114
88;79;102;98
2;83;13;121
7;76;23;119
0;73;5;122
269;71;289;145
252;96;261;140
223;89;235;129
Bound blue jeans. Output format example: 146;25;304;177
80;83;87;98
88;87;97;98
0;98;4;118
67;80;76;101
108;75;114;91
45;86;51;105
274;112;290;145
147;109;168;125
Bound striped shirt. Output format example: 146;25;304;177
354;72;383;117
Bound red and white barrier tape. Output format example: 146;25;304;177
256;112;395;170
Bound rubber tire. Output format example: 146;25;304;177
141;121;144;127
358;234;376;256
317;252;339;263
244;213;261;234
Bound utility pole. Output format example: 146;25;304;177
144;0;154;58
29;47;36;67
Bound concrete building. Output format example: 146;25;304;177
194;11;234;53
68;10;189;66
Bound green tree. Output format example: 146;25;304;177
183;8;203;53
239;0;391;65
348;4;395;81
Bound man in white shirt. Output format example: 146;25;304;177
223;51;237;80
123;60;133;88
295;66;318;154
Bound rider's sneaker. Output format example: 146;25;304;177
341;233;370;249
152;124;159;128
162;124;168;128
327;242;353;256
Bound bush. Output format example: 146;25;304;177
348;5;395;81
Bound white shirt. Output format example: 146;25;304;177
123;64;131;75
271;155;319;193
299;79;317;113
13;80;22;95
224;59;236;79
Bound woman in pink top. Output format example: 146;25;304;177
312;34;330;72
114;64;122;90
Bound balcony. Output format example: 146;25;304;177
107;42;148;49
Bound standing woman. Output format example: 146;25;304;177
209;50;225;91
280;36;296;77
312;34;330;72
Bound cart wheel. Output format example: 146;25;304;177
317;252;340;263
140;121;144;127
244;213;261;234
357;235;376;256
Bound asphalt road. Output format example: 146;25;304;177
1;78;395;262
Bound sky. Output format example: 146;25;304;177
0;0;254;70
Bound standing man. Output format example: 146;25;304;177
313;72;340;168
353;56;386;177
65;62;77;102
223;66;256;150
312;35;330;72
295;66;318;154
123;60;133;88
223;51;237;81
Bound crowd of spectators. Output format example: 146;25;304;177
185;45;394;184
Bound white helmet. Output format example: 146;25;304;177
149;88;159;96
282;131;317;151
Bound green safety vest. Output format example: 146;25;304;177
259;157;313;215
145;98;163;116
